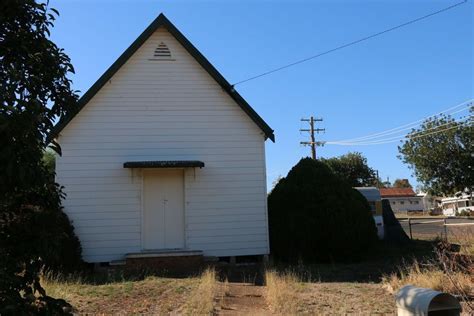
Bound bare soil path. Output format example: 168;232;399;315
216;282;270;315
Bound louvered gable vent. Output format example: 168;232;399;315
152;42;173;60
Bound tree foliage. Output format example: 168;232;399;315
42;149;56;181
321;152;377;187
0;0;82;313
268;158;378;262
398;107;473;195
392;179;412;188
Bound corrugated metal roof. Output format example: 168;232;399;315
354;187;381;201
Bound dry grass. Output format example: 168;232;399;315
42;271;199;314
450;227;474;256
383;236;474;314
382;260;473;297
183;267;218;315
265;269;303;314
299;282;396;314
264;268;397;314
42;268;219;315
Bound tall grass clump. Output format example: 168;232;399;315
40;272;84;303
383;239;474;314
382;260;472;296
184;268;217;315
265;269;303;314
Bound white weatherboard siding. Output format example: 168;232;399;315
56;27;269;263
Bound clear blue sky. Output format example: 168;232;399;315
49;0;473;189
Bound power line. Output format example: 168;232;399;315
332;100;472;143
327;123;467;145
328;121;469;145
328;120;469;145
232;0;468;86
328;120;468;145
328;106;472;145
409;121;470;140
327;120;471;146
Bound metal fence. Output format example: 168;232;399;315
398;217;474;241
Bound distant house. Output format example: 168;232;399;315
379;188;423;213
51;14;274;263
416;192;439;213
440;193;473;216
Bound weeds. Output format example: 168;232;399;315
41;270;198;314
183;268;218;315
449;227;474;256
382;260;472;296
383;238;474;314
265;269;303;314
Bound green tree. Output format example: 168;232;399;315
398;107;473;195
393;179;412;188
321;152;377;187
0;0;81;313
268;158;378;262
42;149;56;182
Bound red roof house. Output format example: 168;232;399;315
380;188;416;198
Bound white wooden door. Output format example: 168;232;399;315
143;169;185;250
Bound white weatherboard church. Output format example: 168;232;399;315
52;14;274;263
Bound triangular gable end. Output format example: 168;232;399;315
50;13;275;142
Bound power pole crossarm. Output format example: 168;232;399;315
300;116;325;160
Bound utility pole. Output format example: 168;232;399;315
300;116;325;159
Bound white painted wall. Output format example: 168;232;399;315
386;197;423;212
56;27;269;262
441;195;474;216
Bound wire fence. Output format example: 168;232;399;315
398;217;474;242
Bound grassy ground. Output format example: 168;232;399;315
263;240;437;314
44;276;193;314
42;269;216;315
265;270;396;314
381;230;474;313
43;239;473;314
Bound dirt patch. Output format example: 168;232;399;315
216;282;269;315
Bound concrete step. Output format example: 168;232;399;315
126;249;203;259
109;259;126;266
124;249;204;274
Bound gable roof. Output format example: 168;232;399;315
380;188;416;198
50;13;274;142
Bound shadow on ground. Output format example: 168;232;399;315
56;239;436;286
270;239;436;283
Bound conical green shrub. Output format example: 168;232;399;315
268;158;378;262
